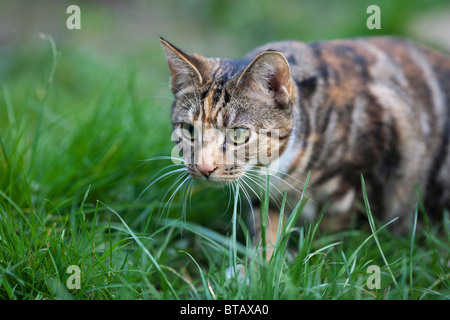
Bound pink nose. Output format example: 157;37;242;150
197;164;217;178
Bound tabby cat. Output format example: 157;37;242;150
160;36;450;250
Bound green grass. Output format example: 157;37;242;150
1;50;449;299
1;1;450;300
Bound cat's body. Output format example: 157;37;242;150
160;36;450;238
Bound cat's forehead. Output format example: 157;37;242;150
174;58;247;102
171;58;278;128
173;76;243;125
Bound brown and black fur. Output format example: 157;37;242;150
160;36;450;244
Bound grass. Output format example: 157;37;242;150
1;59;449;299
1;2;450;299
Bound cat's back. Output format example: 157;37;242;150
246;36;450;86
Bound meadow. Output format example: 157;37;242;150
0;0;449;300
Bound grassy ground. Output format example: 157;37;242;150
1;0;450;300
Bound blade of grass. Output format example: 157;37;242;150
361;174;399;289
409;203;418;298
283;171;311;235
181;250;211;300
256;169;268;261
3;85;16;125
30;34;60;172
230;179;240;280
100;201;179;300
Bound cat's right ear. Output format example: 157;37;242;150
237;50;293;107
160;37;209;94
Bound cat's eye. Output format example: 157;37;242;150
180;123;197;141
227;128;250;145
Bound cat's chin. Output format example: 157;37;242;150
199;180;231;188
191;175;241;188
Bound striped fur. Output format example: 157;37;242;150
161;36;450;234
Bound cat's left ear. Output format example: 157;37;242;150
160;37;211;93
237;50;293;106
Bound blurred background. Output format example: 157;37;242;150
1;0;450;225
1;0;450;102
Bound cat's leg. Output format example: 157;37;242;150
311;176;357;231
382;179;417;234
224;206;280;281
265;208;283;260
320;186;356;231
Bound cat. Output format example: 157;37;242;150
159;36;450;252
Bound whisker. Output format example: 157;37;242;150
243;172;284;209
225;182;236;228
137;167;187;201
187;179;195;215
248;166;315;191
140;155;186;163
160;172;191;221
226;180;246;231
222;182;235;216
238;178;258;233
246;167;317;205
240;176;262;203
245;171;290;207
181;177;194;224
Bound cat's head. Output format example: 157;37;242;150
160;38;295;185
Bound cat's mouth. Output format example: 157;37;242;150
186;165;246;186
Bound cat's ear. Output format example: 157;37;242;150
160;37;211;93
237;50;293;106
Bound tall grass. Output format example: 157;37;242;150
0;35;449;300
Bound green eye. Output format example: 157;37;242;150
180;123;196;141
228;128;250;145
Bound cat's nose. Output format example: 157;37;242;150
197;164;217;178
